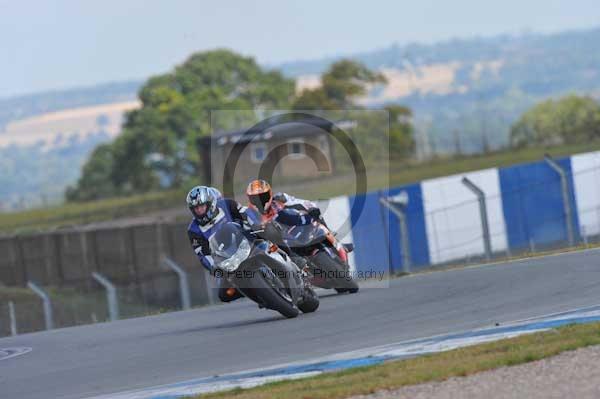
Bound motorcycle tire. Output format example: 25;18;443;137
312;252;359;294
298;287;320;313
254;268;299;318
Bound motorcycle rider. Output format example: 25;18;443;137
186;185;248;303
186;185;310;303
246;179;350;265
244;179;317;270
246;179;327;227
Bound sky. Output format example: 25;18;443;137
1;0;599;98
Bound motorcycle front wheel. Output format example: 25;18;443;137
252;267;299;318
298;286;320;313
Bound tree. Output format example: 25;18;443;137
510;95;600;147
69;49;295;200
386;105;415;159
66;144;117;201
292;59;386;110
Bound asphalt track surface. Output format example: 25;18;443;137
3;249;600;399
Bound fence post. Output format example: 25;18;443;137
380;193;411;273
162;256;192;310
544;154;575;247
462;177;492;261
8;301;17;336
92;272;120;321
14;237;27;286
27;281;54;330
79;230;90;286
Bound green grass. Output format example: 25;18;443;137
0;189;185;235
386;141;600;189
2;141;600;235
192;322;600;399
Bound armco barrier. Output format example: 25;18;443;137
421;167;507;264
385;183;430;270
499;157;580;251
349;191;393;274
346;152;600;270
572;151;600;237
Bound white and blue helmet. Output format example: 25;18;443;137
186;186;220;225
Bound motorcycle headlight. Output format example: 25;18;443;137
219;238;251;272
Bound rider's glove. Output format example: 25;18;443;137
200;255;215;273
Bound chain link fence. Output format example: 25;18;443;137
381;159;600;272
0;222;216;337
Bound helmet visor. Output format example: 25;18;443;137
248;191;272;213
192;204;208;217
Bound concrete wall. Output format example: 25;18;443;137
0;223;212;308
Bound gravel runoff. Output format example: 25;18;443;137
350;345;600;399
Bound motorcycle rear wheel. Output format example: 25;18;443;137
312;252;359;294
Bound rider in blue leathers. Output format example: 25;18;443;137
187;185;310;303
186;186;248;302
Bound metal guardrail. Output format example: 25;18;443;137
380;193;411;273
462;177;492;261
544;154;575;247
8;301;17;336
92;272;120;322
27;281;53;330
162;256;192;310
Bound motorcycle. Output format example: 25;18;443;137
209;221;319;318
276;209;359;294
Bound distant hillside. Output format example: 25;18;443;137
4;27;600;144
0;81;142;131
283;27;600;154
279;28;600;81
1;101;140;149
0;131;115;211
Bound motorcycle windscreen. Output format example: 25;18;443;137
209;222;246;258
282;224;326;248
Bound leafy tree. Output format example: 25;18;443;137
386;105;415;158
69;49;295;200
68;53;416;202
66;144;117;201
293;59;386;110
292;61;414;162
510;95;600;147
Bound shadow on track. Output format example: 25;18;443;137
137;315;287;339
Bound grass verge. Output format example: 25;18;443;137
193;322;600;399
0;189;185;235
2;141;600;234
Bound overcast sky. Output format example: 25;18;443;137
1;0;599;98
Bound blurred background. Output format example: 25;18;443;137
2;0;600;335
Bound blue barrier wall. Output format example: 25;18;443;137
346;154;594;271
385;184;430;270
349;184;429;273
499;157;580;249
349;191;392;273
